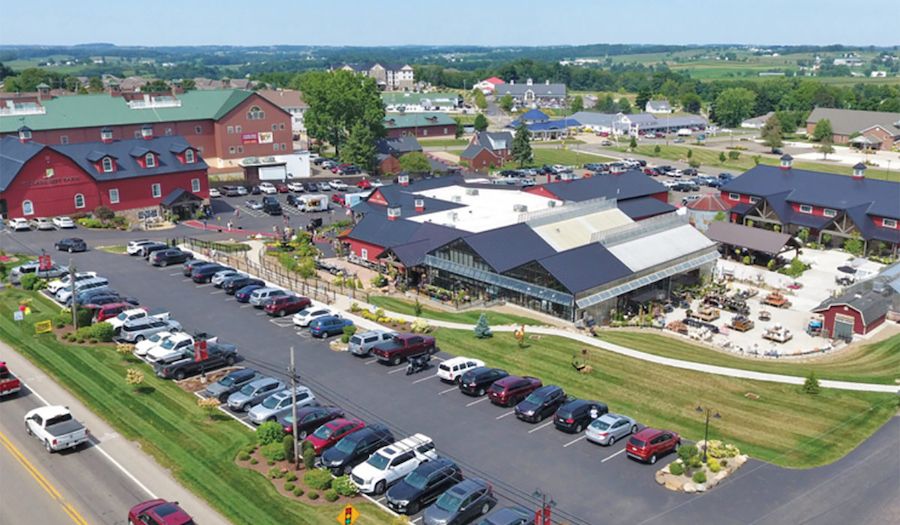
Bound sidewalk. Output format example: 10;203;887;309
0;341;231;525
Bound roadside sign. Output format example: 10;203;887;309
34;320;53;334
336;504;359;525
13;311;24;321
38;254;52;271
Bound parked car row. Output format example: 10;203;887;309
6;216;76;231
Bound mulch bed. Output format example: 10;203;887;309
235;447;359;506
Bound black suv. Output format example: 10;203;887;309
320;424;394;476
386;458;463;515
55;237;87;253
222;276;265;295
514;385;567;423
458;367;509;397
191;264;230;283
262;196;282;216
280;406;345;439
150;248;192;267
141;242;169;259
554;399;608;433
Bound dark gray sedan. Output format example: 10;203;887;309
424;478;496;525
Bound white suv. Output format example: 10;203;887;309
437;357;485;383
351;434;437;495
259;182;277;194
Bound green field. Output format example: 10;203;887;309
505;147;615;168
367;295;545;326
597;331;900;385
0;289;391;525
418;138;470;148
433;328;898;468
613;144;897;181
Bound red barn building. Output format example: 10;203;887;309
0;89;291;169
812;289;889;338
460;131;512;171
1;133;208;220
383;113;456;139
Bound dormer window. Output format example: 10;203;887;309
100;128;113;142
185;149;195;163
145;153;156;168
247;106;265;120
101;157;114;173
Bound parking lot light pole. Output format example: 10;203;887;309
289;346;299;468
69;257;77;330
532;489;555;525
695;405;721;463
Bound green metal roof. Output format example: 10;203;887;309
0;89;253;133
381;92;459;107
383;112;456;128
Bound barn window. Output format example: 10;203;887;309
101;157;114;173
145;153;156;168
884;218;898;229
191;178;200;193
109;189;120;204
22;200;34;215
185;149;195;163
74;194;85;209
194;125;202;135
247;106;265;120
151;183;161;198
799;204;813;214
823;208;837;218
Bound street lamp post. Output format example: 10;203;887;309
695;405;721;463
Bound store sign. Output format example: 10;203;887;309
241;132;258;144
258;132;274;144
38;254;52;271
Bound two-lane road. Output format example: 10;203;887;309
0;387;150;525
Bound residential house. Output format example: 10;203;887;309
645;100;672;114
375;136;423;174
494;79;567;108
806;107;900;151
257;88;308;135
460;131;513;170
741;112;775;129
473;77;505;94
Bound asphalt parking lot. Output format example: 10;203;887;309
5;229;899;525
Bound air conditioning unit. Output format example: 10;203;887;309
465;188;479;196
513;204;528;212
449;212;459;221
547;201;557;208
451;195;463;203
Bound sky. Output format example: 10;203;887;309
2;0;898;47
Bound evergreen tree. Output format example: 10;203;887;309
635;87;653;112
474;313;492;338
511;124;533;167
473;113;489;132
570;95;584;113
341;122;378;172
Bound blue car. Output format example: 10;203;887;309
309;316;354;338
235;284;265;303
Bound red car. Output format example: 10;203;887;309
128;499;194;525
91;302;134;323
304;417;366;455
356;179;373;189
331;193;346;206
625;428;681;464
332;163;351;174
487;375;542;407
264;295;311;317
275;183;290;193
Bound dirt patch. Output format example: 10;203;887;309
176;367;239;393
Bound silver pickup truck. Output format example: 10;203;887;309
24;405;89;453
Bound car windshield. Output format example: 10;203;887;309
239;384;256;395
404;470;430;490
435;491;464;512
218;375;238;387
630;437;646;447
591;420;611;431
262;395;280;409
523;393;543;404
297;308;311;316
115;312;128;321
313;425;334;439
333;436;359;454
160;339;177;350
366;453;390;471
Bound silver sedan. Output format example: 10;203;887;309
585;413;638;446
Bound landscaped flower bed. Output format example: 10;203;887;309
656;440;748;493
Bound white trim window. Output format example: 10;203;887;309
22;200;34;216
109;188;120;204
74;193;85;209
60;135;69;144
145;153;156;168
823;208;837;218
883;218;897;229
247;106;265;120
728;193;740;201
191;178;200;193
798;204;813;214
101;157;114;173
748;196;760;204
360;248;368;260
185;149;195;163
100;129;113;141
151;183;162;198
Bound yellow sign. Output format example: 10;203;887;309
34;320;53;334
336;504;359;525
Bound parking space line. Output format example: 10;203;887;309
527;420;555;434
210;291;225;295
496;410;515;420
412;518;422;524
239;304;252;308
438;386;458;395
196;283;213;288
465;397;488;407
364;359;378;365
411;374;438;384
256;312;267;316
601;449;626;463
563;435;586;448
168;272;182;276
181;278;192;282
387;367;407;375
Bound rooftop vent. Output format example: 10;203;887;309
465;188;479;196
513;204;528;212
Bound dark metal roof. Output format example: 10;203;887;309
388;222;466;266
160;188;202;207
616;196;675;220
533;171;667;202
813;289;891;326
705;221;792;255
0;137;45;191
463;223;556;273
343;213;421;252
537;243;632;294
375;136;422;156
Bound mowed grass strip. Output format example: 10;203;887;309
367;295;544;326
597;331;900;385
433;328;898;468
0;289;390;525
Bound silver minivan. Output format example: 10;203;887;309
248;287;287;307
348;330;397;356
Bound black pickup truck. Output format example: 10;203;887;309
154;342;238;380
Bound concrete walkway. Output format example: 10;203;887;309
0;341;231;525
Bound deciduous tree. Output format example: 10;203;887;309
570;95;584;113
812;118;833;142
398;152;432;173
761;115;784;152
341;122;378;172
499;94;514;112
300;70;385;157
473;113;489;132
713;88;757;127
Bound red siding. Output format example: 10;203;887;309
819;305;885;335
650;191;669;203
344;239;385;262
25;122;218;159
367;190;388;206
465;149;501;171
872;216;898;229
719;190;756;205
523;186;559;200
378;156;402;175
385;125;454;139
213;93;293;160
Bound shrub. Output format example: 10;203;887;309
324;489;339;502
340;324;357;344
332;475;359;497
728;150;741;160
19;273;40;290
307;491;319;500
269;466;284;479
237;451;251;461
370;274;388;288
707;457;722;473
669;461;685;476
292;486;304;497
692;471;707;484
677;444;699;463
410;319;431;333
257;421;285;446
286;472;297;482
282;435;295;462
721;459;728;467
260;442;286;462
303;468;333;490
284;482;296;492
302;442;316;469
88;338;98;344
803;371;820;395
94;205;116;222
249;458;258;465
90;322;115;342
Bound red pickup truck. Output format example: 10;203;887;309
372;333;436;366
0;361;22;398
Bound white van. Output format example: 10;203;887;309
299;194;329;212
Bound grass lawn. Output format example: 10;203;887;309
0;289;391;525
367;295;545;326
506;147;616;168
597;331;900;385
432;328;898;468
97;245;128;254
418;138;470;148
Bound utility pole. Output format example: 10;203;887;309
289;346;299;468
69;257;77;330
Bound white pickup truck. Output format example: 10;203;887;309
106;308;169;330
24;406;89;453
146;332;219;364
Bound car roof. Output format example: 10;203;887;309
447;478;487;495
413;456;455;475
442;356;475;365
250;377;280;387
633;427;665;439
378;433;431;457
532;385;561;395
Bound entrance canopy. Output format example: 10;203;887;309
706;221;792;255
